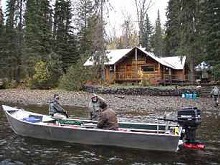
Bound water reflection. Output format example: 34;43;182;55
0;102;220;164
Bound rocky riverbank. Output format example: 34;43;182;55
0;89;218;116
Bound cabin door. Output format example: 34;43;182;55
126;64;132;78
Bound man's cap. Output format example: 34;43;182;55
54;94;59;99
91;94;97;98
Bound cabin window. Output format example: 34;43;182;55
109;65;114;72
165;67;169;74
141;66;154;72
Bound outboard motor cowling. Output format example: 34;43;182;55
177;107;201;142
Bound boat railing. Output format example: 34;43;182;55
56;118;180;135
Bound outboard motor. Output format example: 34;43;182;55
177;107;205;150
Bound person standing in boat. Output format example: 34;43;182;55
97;101;119;130
49;94;68;119
210;86;220;107
88;94;106;120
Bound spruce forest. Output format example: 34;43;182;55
0;0;219;90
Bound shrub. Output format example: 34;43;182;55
213;64;220;81
141;78;151;86
59;59;95;91
30;60;62;89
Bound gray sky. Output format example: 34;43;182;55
107;0;168;36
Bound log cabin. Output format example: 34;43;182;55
84;47;187;85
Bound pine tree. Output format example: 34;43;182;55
134;0;153;46
200;0;220;65
151;10;164;57
142;14;153;51
75;0;96;56
4;0;24;83
75;0;109;82
165;0;200;82
0;2;3;24
0;4;5;77
53;0;78;73
177;0;200;82
24;0;52;60
24;0;53;77
165;0;181;56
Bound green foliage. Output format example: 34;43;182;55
24;0;53;61
141;78;151;86
164;0;181;56
33;61;50;82
165;0;201;82
3;0;25;83
151;10;164;57
31;61;51;89
142;14;153;51
30;56;63;89
53;0;78;73
212;64;220;81
75;0;96;55
0;78;9;89
200;0;220;63
0;11;6;77
59;58;95;91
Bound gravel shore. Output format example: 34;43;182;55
0;89;219;116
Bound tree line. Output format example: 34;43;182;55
0;0;219;90
0;0;106;90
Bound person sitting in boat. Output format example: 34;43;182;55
49;94;68;119
97;101;119;130
88;94;106;120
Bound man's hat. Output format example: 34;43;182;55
91;93;97;98
54;94;59;100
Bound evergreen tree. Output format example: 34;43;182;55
165;0;181;56
0;3;3;24
0;4;5;77
177;0;200;82
134;0;153;46
142;13;153;51
151;10;164;57
165;0;200;82
4;0;24;83
200;0;220;65
24;0;53;78
75;0;96;56
38;0;53;58
75;0;109;82
53;0;78;73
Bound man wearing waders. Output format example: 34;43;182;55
210;86;220;107
88;94;106;120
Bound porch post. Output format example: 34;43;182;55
135;47;138;75
114;65;116;80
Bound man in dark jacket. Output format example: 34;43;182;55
49;94;68;119
97;101;118;130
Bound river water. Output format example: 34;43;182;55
0;103;220;165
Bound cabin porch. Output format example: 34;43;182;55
111;71;185;85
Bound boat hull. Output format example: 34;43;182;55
3;105;180;152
